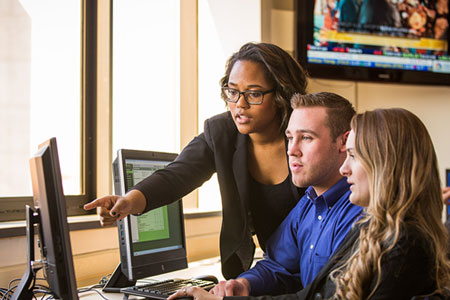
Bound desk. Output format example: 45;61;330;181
79;257;224;299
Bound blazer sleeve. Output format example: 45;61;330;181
133;130;217;212
133;112;236;213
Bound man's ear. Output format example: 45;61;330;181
338;131;350;153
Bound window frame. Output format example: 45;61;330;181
0;0;97;222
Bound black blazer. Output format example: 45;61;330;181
298;224;437;300
134;112;304;279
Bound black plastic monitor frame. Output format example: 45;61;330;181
12;138;78;300
103;149;187;293
294;0;450;86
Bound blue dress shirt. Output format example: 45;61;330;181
239;177;362;296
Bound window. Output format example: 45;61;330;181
197;0;261;211
112;0;180;155
0;0;95;221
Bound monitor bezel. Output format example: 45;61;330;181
294;0;450;86
26;138;78;299
115;149;187;282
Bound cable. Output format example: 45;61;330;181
98;273;112;287
1;278;113;300
77;287;111;300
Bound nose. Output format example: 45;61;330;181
287;139;301;157
339;158;350;177
236;93;250;108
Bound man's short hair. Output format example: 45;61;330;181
290;92;356;141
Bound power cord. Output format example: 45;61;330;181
77;287;111;300
0;278;112;300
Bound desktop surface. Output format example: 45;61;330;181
79;257;224;299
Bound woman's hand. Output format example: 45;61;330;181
83;190;146;226
168;287;222;300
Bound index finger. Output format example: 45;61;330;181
83;197;111;210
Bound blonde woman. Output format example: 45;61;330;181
298;108;450;299
170;108;450;300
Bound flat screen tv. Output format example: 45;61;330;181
295;0;450;85
12;138;78;300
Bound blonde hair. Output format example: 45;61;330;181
331;108;450;299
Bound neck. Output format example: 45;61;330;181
248;121;284;146
313;174;344;196
249;131;285;146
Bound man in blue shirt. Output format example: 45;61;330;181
210;92;363;297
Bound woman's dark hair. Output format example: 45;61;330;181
220;42;308;132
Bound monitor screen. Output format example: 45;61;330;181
295;0;450;85
13;138;79;299
114;149;187;282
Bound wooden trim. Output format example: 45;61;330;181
96;0;113;197
180;0;199;209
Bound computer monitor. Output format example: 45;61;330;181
12;138;78;300
103;149;187;292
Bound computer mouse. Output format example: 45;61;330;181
191;274;219;284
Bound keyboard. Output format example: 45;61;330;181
121;278;216;299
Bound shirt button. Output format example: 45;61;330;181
318;215;322;220
310;244;314;249
328;206;332;210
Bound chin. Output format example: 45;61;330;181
349;195;361;206
349;195;368;207
236;126;252;135
292;178;307;189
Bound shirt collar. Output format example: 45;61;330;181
305;177;350;207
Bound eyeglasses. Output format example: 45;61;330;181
221;87;275;105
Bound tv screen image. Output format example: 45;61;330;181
296;0;450;84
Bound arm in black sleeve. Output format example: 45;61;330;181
133;131;216;212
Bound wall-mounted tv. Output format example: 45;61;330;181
295;0;450;85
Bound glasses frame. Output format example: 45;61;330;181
221;87;275;105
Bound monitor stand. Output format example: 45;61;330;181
102;263;136;293
12;206;42;300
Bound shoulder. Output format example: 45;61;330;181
203;111;241;147
393;225;430;256
204;111;236;133
287;194;313;228
334;190;363;218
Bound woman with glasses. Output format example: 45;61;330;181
169;108;450;300
84;42;309;279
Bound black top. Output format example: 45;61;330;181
227;222;438;300
133;112;305;279
249;175;298;250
